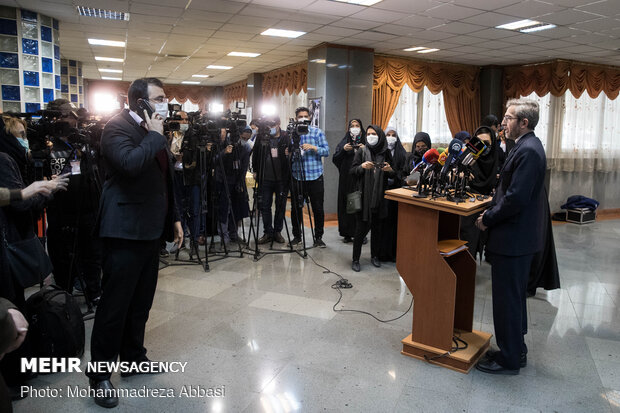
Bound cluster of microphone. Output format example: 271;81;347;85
409;136;490;202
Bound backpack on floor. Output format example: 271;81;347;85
25;285;85;358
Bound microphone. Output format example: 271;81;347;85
412;148;440;172
440;139;463;179
465;135;488;159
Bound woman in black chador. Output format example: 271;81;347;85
332;119;365;243
349;125;395;272
377;126;407;262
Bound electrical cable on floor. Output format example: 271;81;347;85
306;252;414;323
423;335;469;362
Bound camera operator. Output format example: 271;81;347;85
289;107;330;248
214;125;250;245
45;99;102;304
252;117;289;244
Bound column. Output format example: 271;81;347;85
60;59;84;108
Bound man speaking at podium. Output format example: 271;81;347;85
475;99;547;375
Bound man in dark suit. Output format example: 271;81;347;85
475;99;547;375
86;78;182;407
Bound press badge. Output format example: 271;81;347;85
70;159;81;175
271;148;278;158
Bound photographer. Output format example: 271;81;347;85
45;99;102;304
289;107;330;248
252;117;290;244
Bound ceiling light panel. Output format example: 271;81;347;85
207;65;233;70
260;28;306;38
227;52;261;57
77;6;130;21
88;39;126;47
95;57;124;62
99;68;123;73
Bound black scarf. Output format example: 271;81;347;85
0;124;29;180
470;126;499;195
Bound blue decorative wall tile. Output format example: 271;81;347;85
0;19;18;36
79;86;83;94
70;75;76;84
41;26;52;42
0;52;18;68
53;44;59;60
1;85;20;101
52;19;58;30
70;94;78;103
43;88;54;102
42;57;53;72
61;65;67;75
23;70;39;86
55;74;60;89
25;102;40;113
21;9;37;22
22;38;38;55
78;68;82;76
69;60;76;67
61;83;68;93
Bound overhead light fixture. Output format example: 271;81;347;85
88;38;126;47
207;65;232;70
418;48;440;54
227;52;261;57
101;76;122;80
95;56;124;62
331;0;383;5
209;102;224;113
77;6;130;21
496;19;540;31
99;68;122;73
403;47;426;52
309;58;326;64
182;81;201;84
192;74;210;78
261;28;306;38
520;24;557;33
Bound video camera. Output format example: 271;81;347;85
164;103;183;133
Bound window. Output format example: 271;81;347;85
169;98;200;113
519;91;551;150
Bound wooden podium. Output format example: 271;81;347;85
384;188;492;373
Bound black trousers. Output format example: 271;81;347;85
290;175;324;239
86;238;160;381
488;252;533;370
352;212;380;262
259;179;288;235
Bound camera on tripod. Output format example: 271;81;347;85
286;118;309;136
164;103;183;133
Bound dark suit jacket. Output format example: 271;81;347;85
483;131;547;256
96;110;179;242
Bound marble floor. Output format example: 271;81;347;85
13;219;620;413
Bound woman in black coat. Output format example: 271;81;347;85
349;125;395;272
332;119;365;242
406;131;432;173
377;126;407;262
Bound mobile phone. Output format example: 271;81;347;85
137;99;154;121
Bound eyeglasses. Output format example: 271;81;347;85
503;115;519;122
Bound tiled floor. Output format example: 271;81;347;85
13;219;620;412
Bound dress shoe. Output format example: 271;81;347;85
314;238;326;248
257;234;272;244
371;257;381;268
197;235;206;246
273;232;285;243
475;358;519;375
343;236;352;243
289;237;301;247
484;349;527;368
89;378;119;408
351;260;360;272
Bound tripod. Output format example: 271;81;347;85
245;133;294;261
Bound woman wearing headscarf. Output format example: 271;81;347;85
332;119;365;243
407;131;431;172
377;126;407;262
349;125;394;272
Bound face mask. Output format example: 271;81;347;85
387;136;397;149
366;134;379;146
251;129;257;137
16;137;29;152
298;117;310;123
350;127;361;137
179;124;189;133
153;101;168;119
270;127;277;136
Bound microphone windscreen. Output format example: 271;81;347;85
423;148;440;164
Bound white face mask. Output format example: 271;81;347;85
366;134;379;146
350;127;361;137
153;101;168;119
16;137;29;152
387;136;397;149
179;124;189;133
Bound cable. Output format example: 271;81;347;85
306;252;413;323
423;335;469;362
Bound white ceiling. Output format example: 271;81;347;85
3;0;619;86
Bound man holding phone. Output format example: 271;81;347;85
87;78;182;408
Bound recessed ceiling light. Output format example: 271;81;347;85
227;52;261;58
182;81;201;84
404;47;426;52
310;58;326;64
95;56;124;62
496;19;540;31
207;65;232;70
261;28;306;38
77;6;130;21
88;38;126;47
520;24;557;33
101;76;122;80
418;48;440;54
99;68;122;73
331;0;383;5
192;74;210;78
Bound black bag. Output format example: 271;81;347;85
346;190;362;214
2;232;53;288
25;285;85;358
